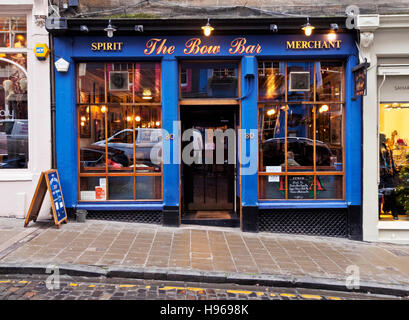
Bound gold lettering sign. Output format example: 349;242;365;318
286;40;342;50
91;42;123;51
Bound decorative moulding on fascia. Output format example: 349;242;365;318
357;14;380;32
379;14;409;28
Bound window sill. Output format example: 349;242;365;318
0;172;33;181
378;220;409;230
258;200;348;209
76;202;163;211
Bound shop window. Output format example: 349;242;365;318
77;62;162;201
258;60;344;200
0;43;28;169
180;62;238;99
379;103;409;220
258;61;285;101
0;17;26;48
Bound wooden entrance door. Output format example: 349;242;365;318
182;106;236;214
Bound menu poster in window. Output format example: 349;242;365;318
287;176;314;199
95;178;106;200
24;170;67;229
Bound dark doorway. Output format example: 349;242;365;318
181;105;239;227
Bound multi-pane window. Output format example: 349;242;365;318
77;62;162;201
258;61;344;200
0;17;26;48
180;62;238;98
0;16;28;169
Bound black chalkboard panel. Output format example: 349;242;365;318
287;176;314;199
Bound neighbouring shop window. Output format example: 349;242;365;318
379;103;409;220
0;17;26;48
77;62;162;201
0;16;28;169
258;61;344;200
180;62;238;99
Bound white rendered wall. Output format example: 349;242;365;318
0;1;52;220
361;15;409;243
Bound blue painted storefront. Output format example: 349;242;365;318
53;33;361;232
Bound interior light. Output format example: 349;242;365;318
80;122;85;127
142;88;152;100
126;116;132;122
135;116;141;122
86;107;89;113
156;121;161;127
104;19;116;38
302;17;315;36
100;106;107;113
80;116;86;121
266;108;276;116
319;104;329;113
201;19;214;37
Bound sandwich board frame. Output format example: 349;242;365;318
24;169;68;228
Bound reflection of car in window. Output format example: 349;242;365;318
89;128;162;169
0;119;28;168
80;145;129;168
261;137;333;167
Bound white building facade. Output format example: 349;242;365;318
0;0;51;218
359;14;409;243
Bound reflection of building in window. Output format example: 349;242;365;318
212;67;235;80
0;18;28;169
258;61;285;100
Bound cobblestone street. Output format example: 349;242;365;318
0;274;403;301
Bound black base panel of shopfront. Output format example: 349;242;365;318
258;208;348;238
347;205;363;241
242;206;259;233
84;210;163;225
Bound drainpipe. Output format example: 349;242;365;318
49;33;57;169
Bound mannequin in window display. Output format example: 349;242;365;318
379;133;402;219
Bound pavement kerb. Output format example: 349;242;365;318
0;262;408;297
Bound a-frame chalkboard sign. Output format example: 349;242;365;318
24;169;67;229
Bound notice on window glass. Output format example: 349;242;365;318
266;166;281;182
95;178;106;200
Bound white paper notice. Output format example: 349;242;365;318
80;191;96;201
266;166;281;182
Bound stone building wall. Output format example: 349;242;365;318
52;0;409;18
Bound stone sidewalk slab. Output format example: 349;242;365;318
0;218;409;293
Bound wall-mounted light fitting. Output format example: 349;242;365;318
80;25;88;33
301;17;315;36
330;23;339;31
201;19;214;37
327;23;338;41
135;25;144;32
104;19;116;38
270;24;278;32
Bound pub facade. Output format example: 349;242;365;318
47;17;363;239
